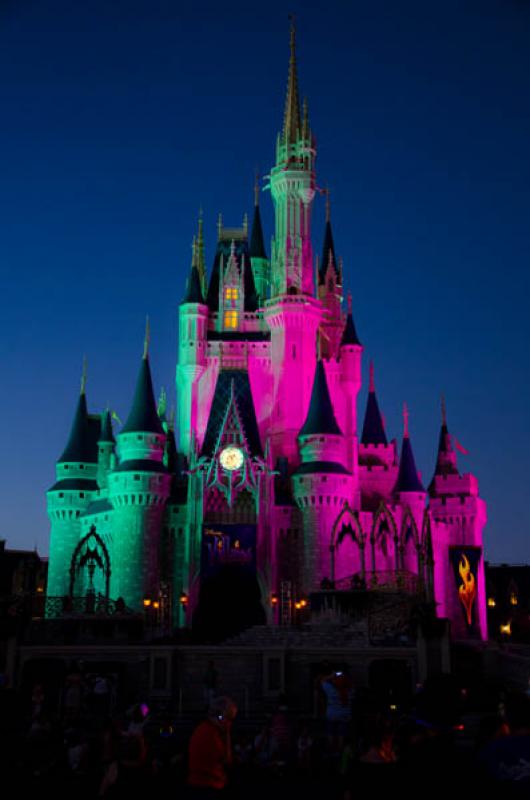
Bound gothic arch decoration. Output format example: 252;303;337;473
69;525;111;598
330;502;365;582
370;503;397;573
399;508;420;571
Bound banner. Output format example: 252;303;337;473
449;547;481;629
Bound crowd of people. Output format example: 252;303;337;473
0;661;529;798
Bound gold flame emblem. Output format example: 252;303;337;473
458;554;476;626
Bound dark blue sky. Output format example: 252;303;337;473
1;1;529;562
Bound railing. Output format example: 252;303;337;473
332;570;423;594
44;595;136;618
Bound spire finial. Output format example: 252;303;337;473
325;186;331;223
347;291;352;315
243;212;248;234
282;15;302;144
143;315;150;360
254;170;260;207
403;402;410;438
441;394;447;426
191;234;197;266
217;212;223;240
80;355;87;395
369;361;375;392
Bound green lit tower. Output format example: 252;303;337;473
46;363;100;598
108;330;171;608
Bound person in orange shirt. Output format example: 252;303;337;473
188;696;238;796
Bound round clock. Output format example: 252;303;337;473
219;446;244;471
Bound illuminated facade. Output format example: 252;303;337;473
46;28;488;640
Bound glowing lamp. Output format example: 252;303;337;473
36;587;43;593
271;594;278;606
299;598;308;608
487;598;496;608
294;602;302;610
143;597;152;608
180;593;189;606
152;601;160;610
510;593;518;606
500;622;512;636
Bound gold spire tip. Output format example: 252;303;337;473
143;315;150;359
403;402;410;437
80;355;87;395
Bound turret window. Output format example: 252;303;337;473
224;310;238;328
225;287;238;300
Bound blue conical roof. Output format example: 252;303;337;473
121;356;164;435
99;409;115;444
299;360;342;437
249;204;267;260
319;220;338;284
361;392;387;446
341;311;361;347
58;392;98;463
394;435;425;493
182;265;205;304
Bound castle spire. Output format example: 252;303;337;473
360;361;387;445
249;173;267;260
282;17;302;145
58;365;95;463
320;194;339;284
429;395;459;493
196;207;206;293
394;406;425;493
143;315;150;360
99;409;115;444
299;359;342;437
341;292;362;347
182;233;205;304
122;327;164;435
80;355;87;395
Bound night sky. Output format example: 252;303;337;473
1;1;529;562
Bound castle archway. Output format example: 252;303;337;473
69;526;111;599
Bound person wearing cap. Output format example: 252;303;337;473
188;696;238;795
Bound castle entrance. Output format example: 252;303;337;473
192;524;266;642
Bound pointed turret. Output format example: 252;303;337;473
249;178;267;260
121;322;164;435
99;409;115;444
394;404;424;493
299;359;342;437
341;294;362;347
429;396;459;494
282;19;302;145
182;235;206;304
361;362;387;445
58;360;98;463
319;210;338;285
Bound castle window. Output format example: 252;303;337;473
134;474;140;481
224;310;238;328
225;287;238;301
59;493;64;498
79;464;84;470
64;465;69;470
79;492;85;498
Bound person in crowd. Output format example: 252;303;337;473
187;695;237;795
476;691;530;795
321;666;354;752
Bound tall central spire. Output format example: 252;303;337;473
283;18;302;145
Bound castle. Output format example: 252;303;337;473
46;27;488;641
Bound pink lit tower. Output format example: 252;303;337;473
46;25;487;640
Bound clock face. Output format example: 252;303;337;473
219;446;244;472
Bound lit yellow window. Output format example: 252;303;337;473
510;593;518;606
224;310;238;328
225;287;238;300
